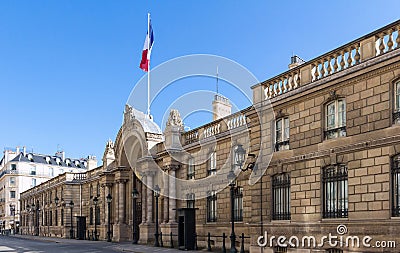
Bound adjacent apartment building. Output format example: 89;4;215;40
19;19;400;253
0;147;97;233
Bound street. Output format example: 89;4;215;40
0;235;194;253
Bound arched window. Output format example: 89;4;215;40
206;191;217;222
325;99;346;139
187;157;195;180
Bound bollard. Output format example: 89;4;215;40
194;233;198;250
222;233;226;253
170;232;174;248
160;232;163;247
207;232;212;251
240;233;245;253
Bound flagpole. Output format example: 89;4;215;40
147;12;151;118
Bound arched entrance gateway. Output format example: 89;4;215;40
111;105;166;243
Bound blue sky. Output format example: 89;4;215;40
0;1;399;161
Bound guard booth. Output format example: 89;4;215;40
177;208;197;250
76;216;86;240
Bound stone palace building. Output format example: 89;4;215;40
20;20;400;253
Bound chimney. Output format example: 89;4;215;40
23;146;26;156
212;94;232;121
16;146;20;154
86;155;98;170
288;55;305;69
55;150;65;161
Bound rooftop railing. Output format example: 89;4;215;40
254;19;400;101
183;109;249;145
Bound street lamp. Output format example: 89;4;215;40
153;185;160;247
106;194;112;242
228;145;257;253
227;169;237;253
69;201;74;239
132;188;139;244
93;196;98;241
9;204;15;235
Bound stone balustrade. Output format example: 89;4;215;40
256;19;400;101
183;110;248;145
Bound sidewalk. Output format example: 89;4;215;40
11;234;200;253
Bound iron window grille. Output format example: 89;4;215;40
208;152;217;176
206;191;217;222
274;246;288;252
326;249;343;253
391;155;400;216
322;164;348;218
272;173;291;220
324;99;346;139
275;117;290;151
233;187;243;222
186;193;195;208
187;158;195;180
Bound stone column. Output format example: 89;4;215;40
141;174;147;224
146;173;154;223
118;180;126;224
163;169;169;223
168;168;177;223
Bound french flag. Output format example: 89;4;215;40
139;14;154;72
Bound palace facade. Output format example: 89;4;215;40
20;20;400;253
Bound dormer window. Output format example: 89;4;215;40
27;153;33;162
74;160;80;167
55;157;61;165
65;159;71;167
45;157;51;164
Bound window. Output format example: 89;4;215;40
272;173;291;220
186;193;195;208
275;117;290;151
322;164;348;218
90;184;93;198
9;177;15;185
31;178;36;187
208;152;217;176
61;209;64;225
325;99;346;139
49;211;52;226
59;168;64;174
55;210;58;226
187;158;195;180
206;191;217;222
11;164;16;171
95;206;100;225
90;207;93;225
391;154;400;216
233;187;243;222
10;191;16;199
394;81;400;124
30;166;36;175
96;183;100;197
49;168;54;177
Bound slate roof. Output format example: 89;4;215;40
10;152;87;169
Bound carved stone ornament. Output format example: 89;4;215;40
124;104;133;124
106;139;115;155
166;109;183;128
